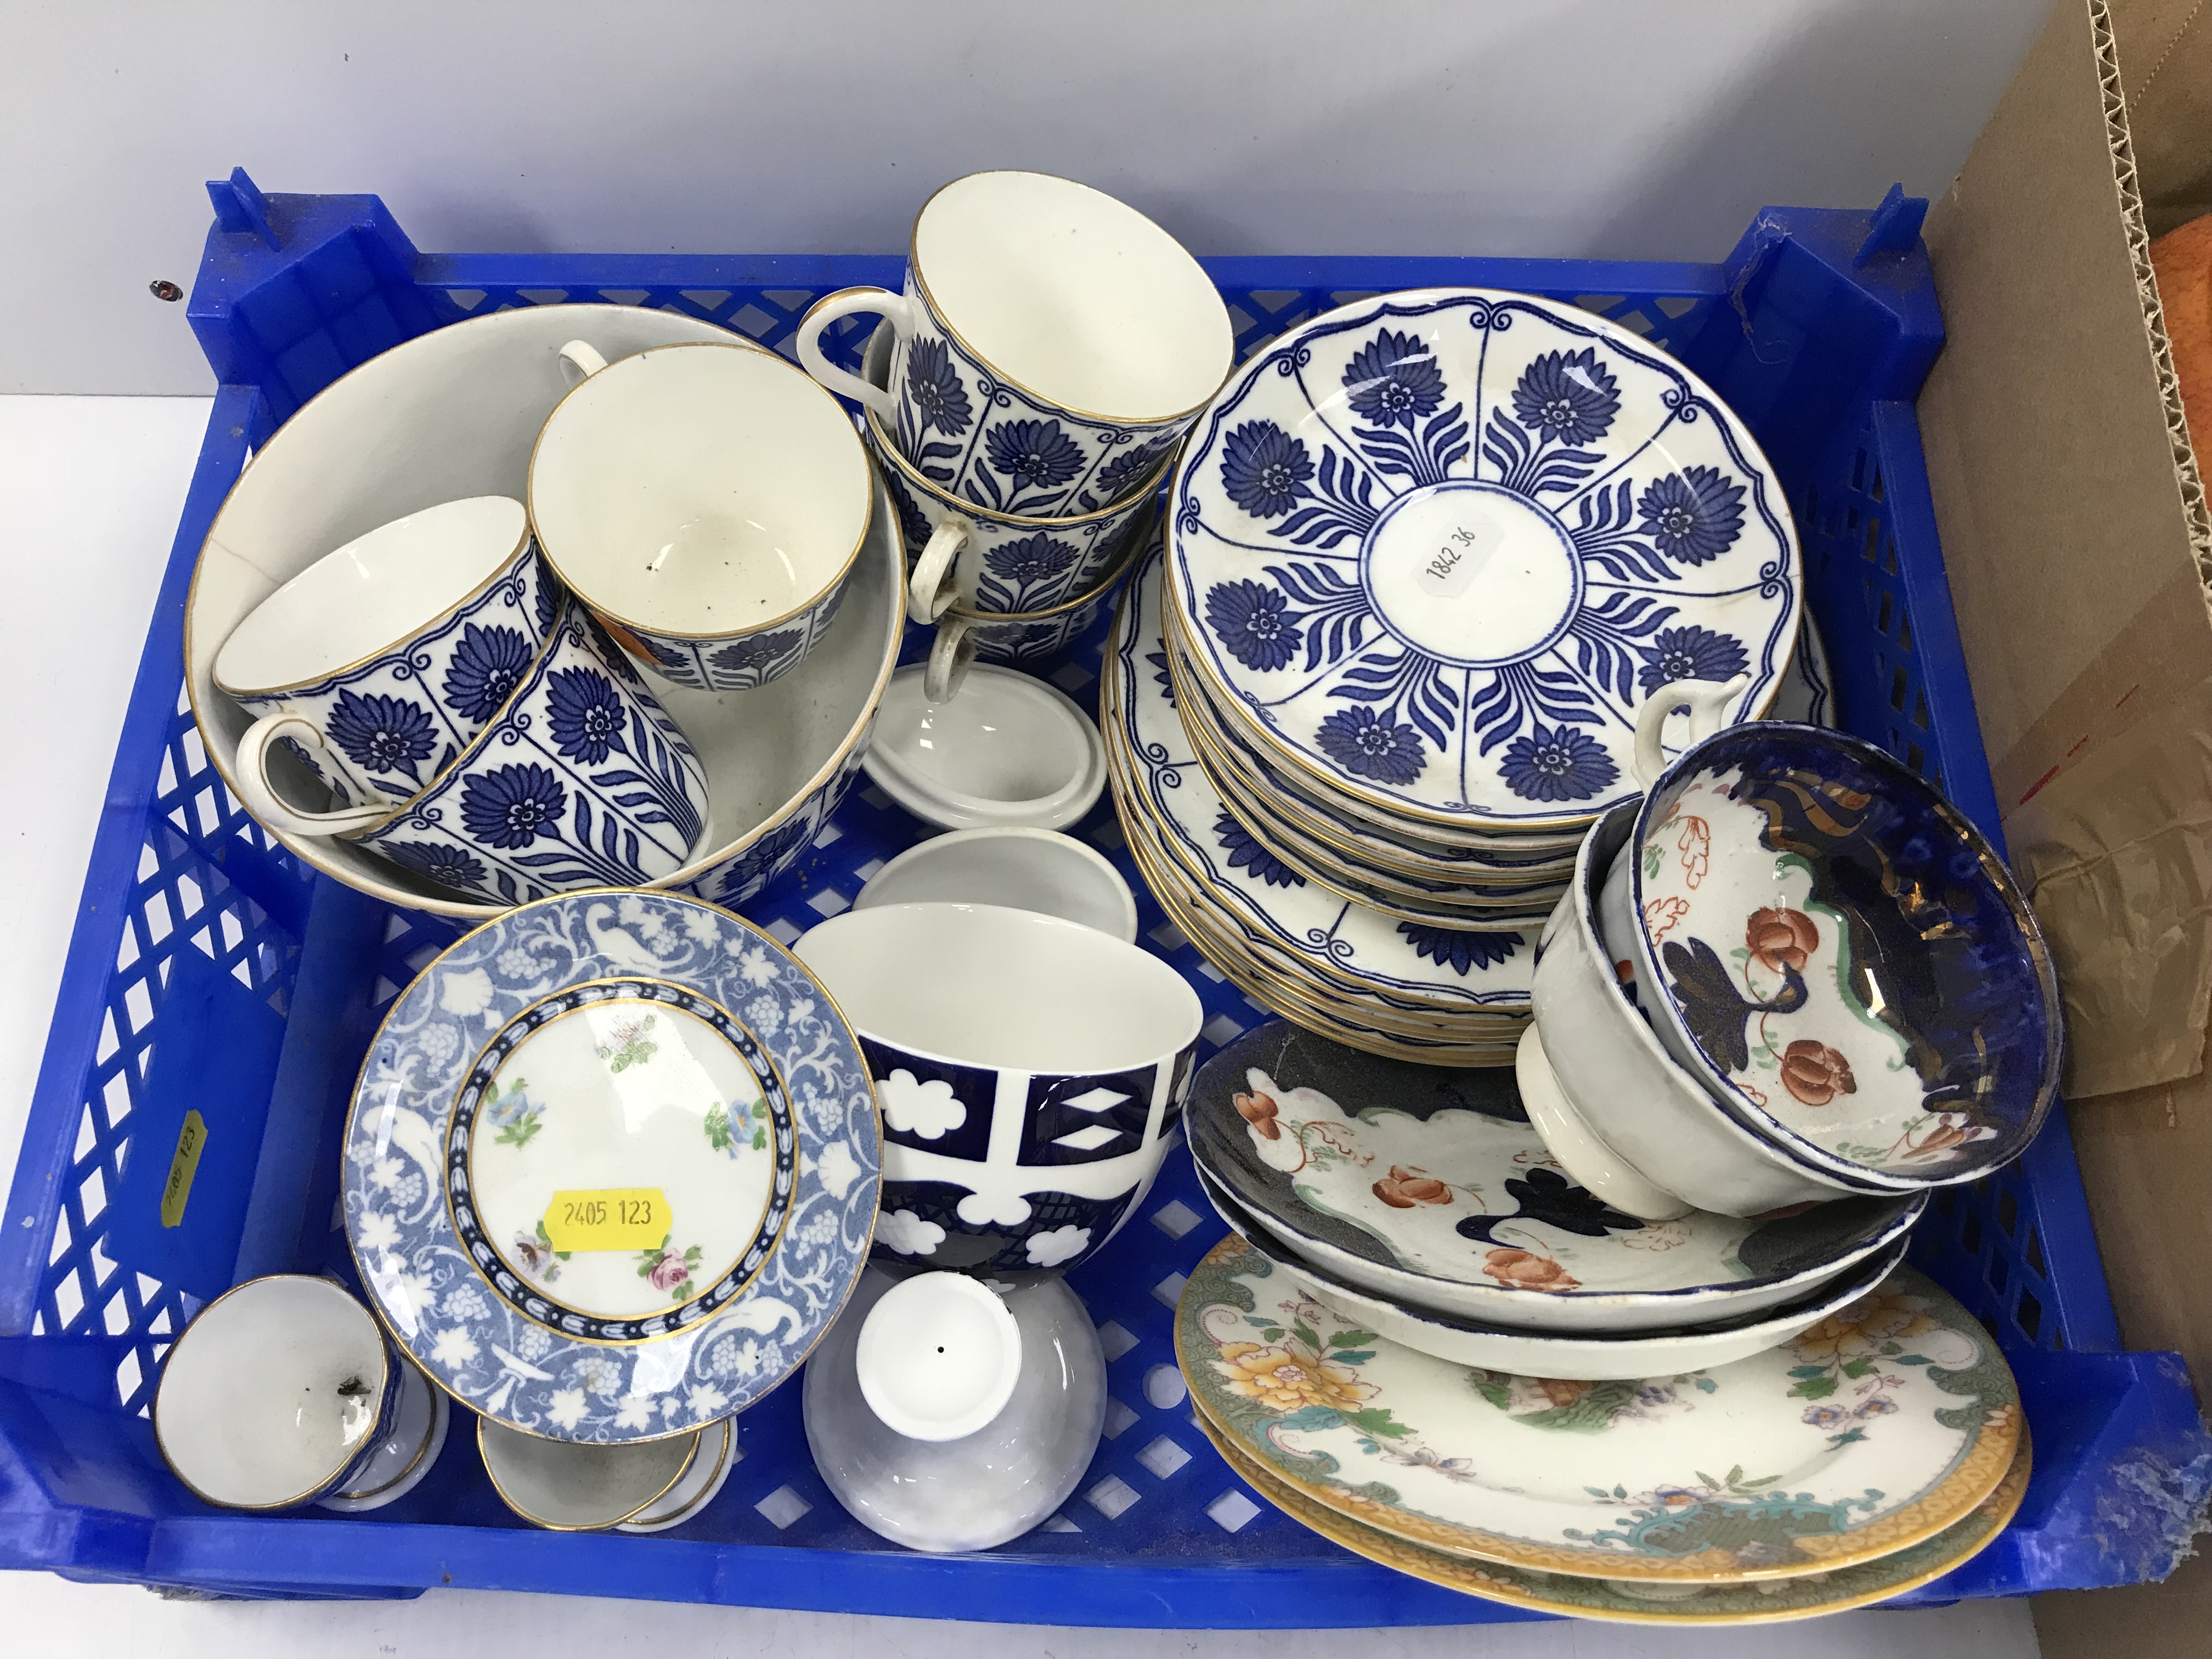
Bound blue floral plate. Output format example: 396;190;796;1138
1107;539;1532;1019
343;889;880;1442
1168;289;1800;831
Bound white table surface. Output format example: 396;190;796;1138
0;394;2039;1657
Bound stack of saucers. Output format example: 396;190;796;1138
1105;541;1536;1064
1141;285;1804;1054
1177;1023;2030;1627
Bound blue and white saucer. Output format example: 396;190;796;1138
1168;288;1800;833
343;889;880;1442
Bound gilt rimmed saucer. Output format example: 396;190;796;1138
1109;539;1534;1012
1167;287;1799;832
1176;1237;2017;1583
345;889;881;1442
1186;1022;1922;1333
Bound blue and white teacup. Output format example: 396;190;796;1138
529;340;873;694
240;596;712;906
215;495;556;809
794;171;1232;520
795;901;1203;1283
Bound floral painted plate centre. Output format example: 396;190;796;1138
454;981;788;1328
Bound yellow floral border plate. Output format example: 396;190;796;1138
1193;1408;2029;1626
1174;1235;2019;1584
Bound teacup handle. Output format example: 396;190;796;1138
907;517;973;624
795;287;915;420
234;715;392;838
558;340;608;385
1631;674;1750;788
1514;1025;1691;1222
924;615;980;704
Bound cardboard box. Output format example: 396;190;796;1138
1914;0;2212;1644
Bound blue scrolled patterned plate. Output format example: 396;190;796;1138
343;889;879;1442
1168;289;1801;831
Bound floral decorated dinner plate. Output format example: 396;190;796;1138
1177;1237;2018;1582
345;889;880;1442
1194;1407;2029;1625
1168;287;1799;830
1185;1023;1921;1333
1193;1156;1914;1381
1109;538;1536;1013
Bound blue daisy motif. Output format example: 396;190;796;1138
1637;466;1746;566
984;420;1085;492
545;667;628;765
1499;722;1619;802
1092;437;1170;502
984;534;1080;588
382;839;490;894
1204;579;1302;673
1218;420;1314;520
443;623;534;722
1396;923;1519;975
707;628;804;682
1342;328;1446;430
1636;625;1750;696
904;336;973;437
1510;348;1621;445
1146;648;1176;707
1314;705;1427;785
460;763;567;849
326;690;437;780
1214;811;1304;889
884;472;933;556
716;815;811;899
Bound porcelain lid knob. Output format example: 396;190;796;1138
854;1272;1023;1442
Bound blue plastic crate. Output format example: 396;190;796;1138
1;172;2205;1622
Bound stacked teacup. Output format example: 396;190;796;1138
213;334;888;907
796;171;1234;701
1525;691;2064;1221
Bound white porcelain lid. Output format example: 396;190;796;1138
856;1272;1023;1441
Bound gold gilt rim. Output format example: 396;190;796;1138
477;1415;699;1530
1176;725;1560;928
1172;1237;2023;1585
907;170;1233;428
1119;812;1520;1063
210;506;537;699
328;1369;446;1504
1176;667;1581;889
1103;597;1533;1025
528;339;872;642
623;1414;737;1528
1156;473;1794;839
1192;1405;2030;1628
152;1273;394;1512
442;975;799;1347
1105;738;1521;1064
1158;600;1589;856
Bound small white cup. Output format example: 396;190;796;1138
154;1276;396;1510
478;1417;702;1531
856;827;1138;942
530;340;873;692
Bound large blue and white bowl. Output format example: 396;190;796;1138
188;303;904;921
1167;288;1801;835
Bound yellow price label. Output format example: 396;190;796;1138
160;1110;207;1229
540;1189;672;1253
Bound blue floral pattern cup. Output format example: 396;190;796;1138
529;340;874;695
217;496;557;812
249;596;711;905
794;172;1232;520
